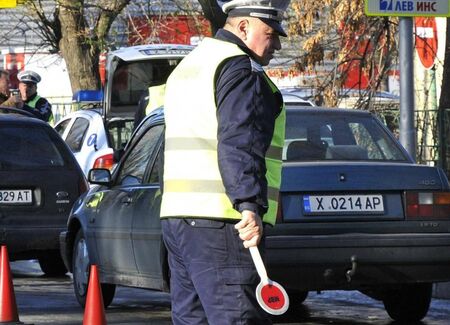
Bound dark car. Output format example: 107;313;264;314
0;107;88;276
60;107;450;322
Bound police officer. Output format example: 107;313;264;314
16;70;53;123
160;0;289;324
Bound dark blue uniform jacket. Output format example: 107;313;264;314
214;29;283;218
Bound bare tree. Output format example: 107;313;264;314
57;0;131;91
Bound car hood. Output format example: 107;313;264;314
281;161;450;192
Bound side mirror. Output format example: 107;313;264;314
88;168;112;185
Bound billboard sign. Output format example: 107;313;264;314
0;0;16;8
365;0;450;17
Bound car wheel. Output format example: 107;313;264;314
72;229;116;308
289;290;308;305
382;283;432;322
38;250;68;277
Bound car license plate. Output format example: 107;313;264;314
0;190;32;205
303;194;384;214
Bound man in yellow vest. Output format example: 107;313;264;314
161;0;289;323
16;70;54;124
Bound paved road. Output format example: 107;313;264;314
8;261;450;324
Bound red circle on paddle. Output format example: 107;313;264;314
261;284;286;310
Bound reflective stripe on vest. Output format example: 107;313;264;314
160;37;285;225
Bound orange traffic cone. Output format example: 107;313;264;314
0;245;22;324
83;265;106;325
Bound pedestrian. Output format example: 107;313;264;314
16;70;53;123
160;0;290;324
0;69;17;107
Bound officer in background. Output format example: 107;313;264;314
161;0;289;323
134;83;166;130
16;70;53;123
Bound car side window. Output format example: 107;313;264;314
65;117;90;153
147;145;163;185
54;119;71;137
117;124;163;186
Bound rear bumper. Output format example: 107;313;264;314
265;233;450;291
2;227;62;259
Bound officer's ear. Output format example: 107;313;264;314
236;18;250;41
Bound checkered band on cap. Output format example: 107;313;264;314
221;0;291;14
18;70;41;84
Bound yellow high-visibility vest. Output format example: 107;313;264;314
160;37;285;225
145;84;166;115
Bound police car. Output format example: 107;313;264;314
54;44;193;177
54;91;123;176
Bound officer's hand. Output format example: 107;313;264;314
10;94;23;108
234;210;263;248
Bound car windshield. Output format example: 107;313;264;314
110;58;182;116
284;110;407;162
0;125;65;169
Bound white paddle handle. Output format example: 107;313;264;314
249;246;269;284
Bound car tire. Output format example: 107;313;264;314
38;250;68;277
289;290;308;305
382;283;432;322
72;229;116;308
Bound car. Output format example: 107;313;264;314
54;95;132;177
59;106;450;322
0;106;88;276
280;87;315;106
54;44;193;177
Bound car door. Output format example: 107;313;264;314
131;140;165;285
92;123;164;276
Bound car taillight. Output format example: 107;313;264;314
405;191;450;219
93;153;114;170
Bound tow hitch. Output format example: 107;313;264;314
346;255;358;282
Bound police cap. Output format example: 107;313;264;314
221;0;290;37
18;70;41;84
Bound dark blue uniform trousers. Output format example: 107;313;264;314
161;218;272;325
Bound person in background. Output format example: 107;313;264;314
16;70;53;124
134;83;166;130
0;69;17;107
160;0;290;324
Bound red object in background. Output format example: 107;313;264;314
415;17;438;70
99;51;107;87
128;15;211;45
4;52;24;88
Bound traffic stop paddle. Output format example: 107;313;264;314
249;246;289;315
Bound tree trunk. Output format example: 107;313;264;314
58;0;99;92
57;0;130;93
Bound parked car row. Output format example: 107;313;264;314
1;47;449;321
56;105;450;322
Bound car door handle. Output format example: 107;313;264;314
121;196;133;205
